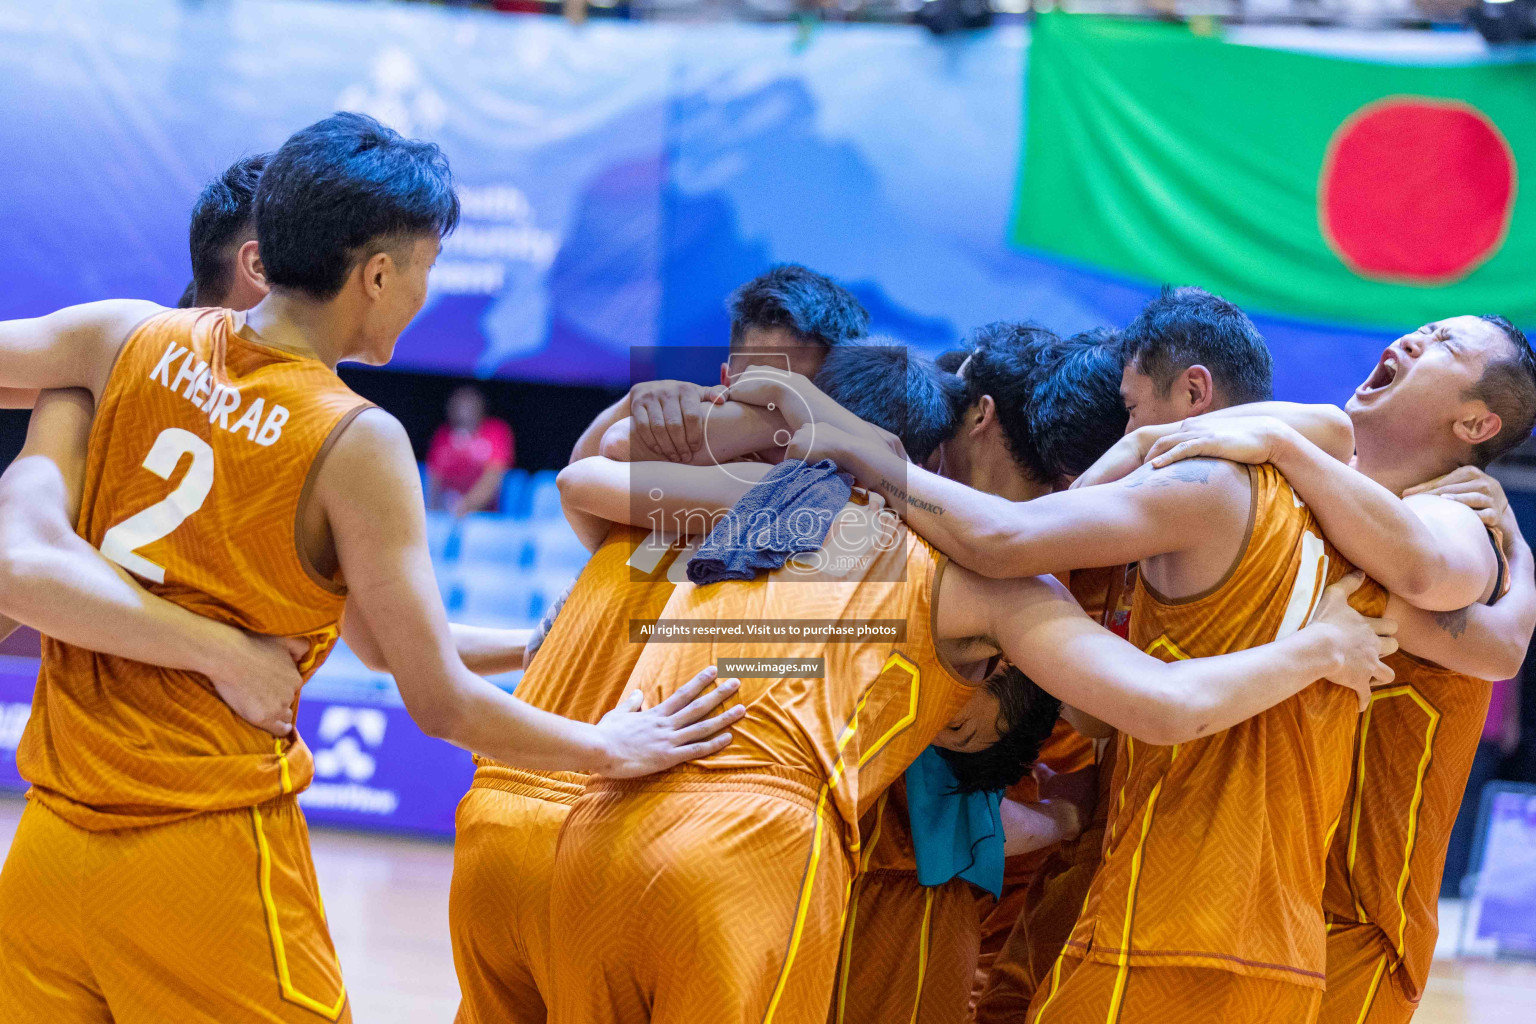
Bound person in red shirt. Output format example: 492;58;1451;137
427;385;515;515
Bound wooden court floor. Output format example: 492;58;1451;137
2;794;1533;1022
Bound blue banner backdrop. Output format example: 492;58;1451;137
0;0;1484;403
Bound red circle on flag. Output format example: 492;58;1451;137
1319;98;1516;285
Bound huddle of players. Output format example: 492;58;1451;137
0;112;1528;1024
520;282;1536;1024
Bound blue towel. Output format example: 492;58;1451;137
904;747;1006;898
686;458;853;585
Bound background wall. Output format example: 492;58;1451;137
9;0;1508;412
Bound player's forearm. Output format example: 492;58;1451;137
1204;402;1355;463
1270;425;1472;609
405;659;610;772
1051;625;1343;747
0;515;233;678
1000;797;1078;857
1401;532;1536;680
835;441;1007;570
1145;627;1347;745
836;441;1110;579
602;402;782;467
449;624;532;676
558;457;763;535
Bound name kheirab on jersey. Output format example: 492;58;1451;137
149;342;291;447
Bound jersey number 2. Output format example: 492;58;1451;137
101;428;215;584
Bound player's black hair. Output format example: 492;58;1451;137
1469;314;1536;467
188;153;267;306
935;348;970;374
1120;285;1273;405
255;112;459;300
727;264;869;350
937;665;1062;794
176;280;197;309
813;340;966;465
965;322;1127;484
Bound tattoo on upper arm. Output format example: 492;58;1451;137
1433;605;1470;639
880;477;944;516
1124;460;1216;490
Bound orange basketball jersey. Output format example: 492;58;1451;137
1323;534;1507;1005
20;308;371;831
1323;654;1493;1002
632;510;979;850
1063;464;1363;990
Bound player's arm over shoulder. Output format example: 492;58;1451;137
980;455;1250;578
933;556;1375;746
0;299;164;401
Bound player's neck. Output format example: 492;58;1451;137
241;291;354;369
1351;428;1457;497
965;456;1048;503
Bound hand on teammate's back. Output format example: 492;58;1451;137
628;380;724;463
1309;572;1398;710
593;665;747;777
208;633;307;737
1405;466;1517;542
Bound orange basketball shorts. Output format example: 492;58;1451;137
831;868;980;1024
449;767;586;1024
0;794;348;1023
546;765;852;1024
1317;921;1416;1024
975;851;1099;1023
1026;953;1322;1024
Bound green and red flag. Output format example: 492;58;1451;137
1015;13;1536;329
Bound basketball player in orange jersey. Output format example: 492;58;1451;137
541;350;1394;1024
0;113;741;1022
0;152;555;735
0;154;312;736
973;306;1317;1021
1134;314;1536;1024
803;287;1497;1024
448;269;863;1024
828;327;1127;1024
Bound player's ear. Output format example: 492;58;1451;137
970;395;996;438
237;239;266;288
1184;365;1215;416
720;362;731;388
360;250;393;298
1453;399;1501;448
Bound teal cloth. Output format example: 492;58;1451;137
903;746;1006;898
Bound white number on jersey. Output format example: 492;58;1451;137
100;428;215;584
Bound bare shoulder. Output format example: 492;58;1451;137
77;298;167;329
1402;491;1493;543
330;406;411;452
315;408;418;506
1120;456;1251;512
